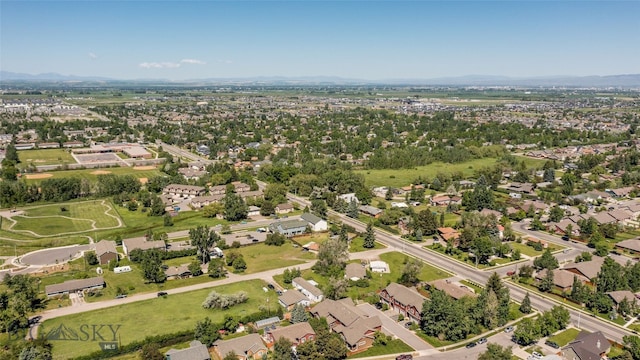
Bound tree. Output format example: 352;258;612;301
223;191;248;221
520;292;532;314
291;303;308;323
84;252;98;266
189;225;219;264
519;264;534;279
232;256;247;272
18;343;52;360
311;199;327;218
265;232;286;246
470;236;495;265
207;258;227;278
385;187;393;200
189;260;203;276
295;340;319;360
313;237;348;277
478;343;513;360
139;343;164;360
272;337;294;360
596;256;626;293
421;289;470;341
570;275;589;304
202;202;224;218
539;269;554;293
398;257;423;286
1;160;18;181
222;351;238;360
549;206;565;223
5;142;18;163
260;200;275;216
623;335;640;360
338;223;349;242
533;249;558;270
363;222;376;248
140;250;166;283
466;175;496;211
163;213;173;227
346;199;359;218
414;209;438;235
324;277;348;300
512;317;540;345
323;333;348;360
543;168;555;182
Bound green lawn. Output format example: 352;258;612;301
4;201;122;237
509;242;563;257
226;242;316;274
0;236;90;257
18;149;76;168
547;328;580;347
349;237;386;252
42;280;277;359
22;166;162;185
349;339;413;358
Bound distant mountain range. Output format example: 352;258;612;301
2;71;640;88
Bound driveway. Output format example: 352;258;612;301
20;244;93;266
357;303;433;352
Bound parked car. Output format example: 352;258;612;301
157;291;168;297
545;340;560;349
504;326;515;333
396;355;412;360
404;321;413;329
507;271;516;276
465;342;477;349
115;294;127;299
531;351;543;359
477;337;487;345
375;302;383;310
267;283;275;290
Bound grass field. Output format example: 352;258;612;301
3;201;122;237
21;166;162;185
225;242;316;274
18;149;76;168
356;156;546;188
547;327;580;347
42;280;277;359
509;242;563;257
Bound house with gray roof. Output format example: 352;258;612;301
292;277;323;303
561;330;610;360
45;277;105;297
166;340;210;360
94;240;118;265
213;333;267;360
278;290;310;310
616;239;640;255
269;219;308;237
122;238;166;257
345;263;367;281
300;212;328;232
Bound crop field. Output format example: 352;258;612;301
42;280;277;359
356;156;546;188
21;166;162;184
2;200;122;238
17;149;76;168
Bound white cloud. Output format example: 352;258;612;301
139;62;181;69
218;60;233;64
180;59;206;65
88;52;97;60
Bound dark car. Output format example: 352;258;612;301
157;291;168;297
466;342;477;349
267;283;275;290
375;302;383;310
545;340;560;349
396;355;413;360
404;321;413;329
477;337;487;345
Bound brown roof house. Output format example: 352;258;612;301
94;240;118;265
615;239;640;255
606;290;639;312
166;340;210;360
275;203;294;214
535;269;589;293
428;279;478;300
278;290;310;311
345;263;367;281
264;322;316;350
561;330;610;360
45;277;105;298
379;282;427;323
213;333;267;360
122;238;166;257
310;298;382;355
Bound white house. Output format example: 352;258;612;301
300;213;328;232
337;193;359;204
292;277;324;303
370;261;390;273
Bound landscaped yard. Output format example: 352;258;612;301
547;327;580;347
509;241;563;257
42;280;277;359
349;236;386;252
350;338;413;358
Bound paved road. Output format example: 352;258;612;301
285;193;635;345
157;141;215;164
18;244;93;267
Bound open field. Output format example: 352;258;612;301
226;242;316;274
21;166;162;184
42;280;277;359
17;149;76;168
356;156;547;188
2;201;122;237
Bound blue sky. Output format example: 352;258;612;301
1;1;639;80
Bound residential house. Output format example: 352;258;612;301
345;263;367;281
310;298;382;355
275;203;294;214
162;184;206;198
269;219;308;237
506;182;536;195
535;269;589;293
562;256;627;283
428;279;477;300
232;181;251;193
37;142;60;149
210;184;227;195
561;331;610;360
213;333;267;360
94;240;118;265
479;208;503;219
300;213;328;232
165;265;192;280
379;282;427;322
45;277;105;297
247;206;261;217
190;195;224;209
337;193;359;204
165;340;210;360
437;227;460;245
429;195;462;207
264;322;315;349
358;205;383;218
369;260;389;273
178;167;207;180
278;290;310;311
615;239;640;255
607;187;635;198
292;277;324;303
122;238;165;257
606;290;639;311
